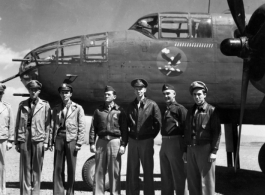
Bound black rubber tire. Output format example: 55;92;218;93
258;143;265;174
81;155;110;191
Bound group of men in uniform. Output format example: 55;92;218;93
89;78;221;195
0;80;85;195
0;77;221;195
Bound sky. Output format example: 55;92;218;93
0;0;265;136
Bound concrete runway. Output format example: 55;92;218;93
4;133;265;195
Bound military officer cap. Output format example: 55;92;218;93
189;81;208;95
131;78;148;88
105;85;115;92
26;80;42;89
58;83;73;92
0;84;6;92
162;84;175;92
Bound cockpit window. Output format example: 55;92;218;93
84;33;108;62
129;16;158;39
161;17;189;38
58;37;81;64
191;18;212;38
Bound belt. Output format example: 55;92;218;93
99;135;119;141
57;128;66;136
129;134;154;140
188;139;211;147
162;135;183;139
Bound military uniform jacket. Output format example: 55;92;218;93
51;101;85;146
127;98;162;140
184;102;221;154
0;101;14;141
161;102;187;136
15;98;51;144
89;102;128;146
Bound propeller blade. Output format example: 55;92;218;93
249;21;265;51
0;73;20;83
245;4;265;37
235;60;250;172
227;0;246;35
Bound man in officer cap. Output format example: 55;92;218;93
160;84;188;195
51;83;85;195
15;80;51;195
89;85;128;195
182;81;221;195
0;84;14;195
126;78;161;195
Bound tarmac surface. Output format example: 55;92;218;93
5;134;265;195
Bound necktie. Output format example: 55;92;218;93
164;106;170;119
31;99;37;115
61;104;70;127
137;100;143;109
193;105;203;126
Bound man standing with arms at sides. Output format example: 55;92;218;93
126;78;161;195
89;85;128;195
0;84;14;195
160;84;189;195
51;83;85;195
15;80;51;195
182;81;221;195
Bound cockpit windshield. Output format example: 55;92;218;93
130;13;213;40
129;15;158;39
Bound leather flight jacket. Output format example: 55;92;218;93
89;103;128;147
161;101;187;136
184;102;221;154
127;98;161;140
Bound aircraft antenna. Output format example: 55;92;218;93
208;0;211;13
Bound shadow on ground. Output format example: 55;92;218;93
6;166;265;194
216;166;265;195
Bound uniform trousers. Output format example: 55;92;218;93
159;136;189;195
20;131;44;195
94;138;121;195
187;144;215;195
53;133;77;195
0;140;7;195
126;138;154;195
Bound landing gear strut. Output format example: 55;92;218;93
224;123;240;169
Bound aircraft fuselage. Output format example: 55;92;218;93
18;12;265;124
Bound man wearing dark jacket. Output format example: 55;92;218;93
89;86;128;195
182;81;221;195
160;84;188;195
126;78;161;195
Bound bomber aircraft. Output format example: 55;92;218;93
1;0;265;190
